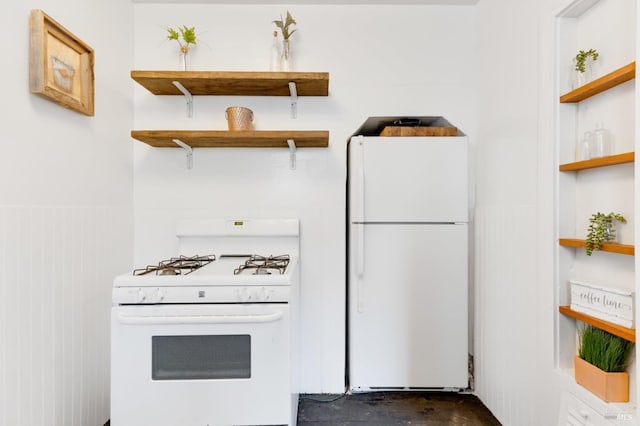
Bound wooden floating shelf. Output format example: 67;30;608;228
559;305;635;343
559;152;635;171
131;71;329;96
558;238;635;256
560;62;635;103
131;130;330;148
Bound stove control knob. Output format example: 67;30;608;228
136;289;147;303
155;288;166;302
258;287;270;301
241;288;252;302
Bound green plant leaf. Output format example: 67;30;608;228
578;325;632;372
585;211;625;255
285;11;297;27
180;26;197;45
166;26;197;47
273;10;297;40
167;28;180;41
574;48;599;73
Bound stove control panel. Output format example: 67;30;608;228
112;286;289;304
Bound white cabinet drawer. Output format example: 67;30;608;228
560;392;614;426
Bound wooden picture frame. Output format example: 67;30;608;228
29;9;94;116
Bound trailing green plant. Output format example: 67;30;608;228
167;26;197;52
273;11;297;40
585;211;626;256
575;48;599;73
578;325;632;372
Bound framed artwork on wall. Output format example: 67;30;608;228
29;9;94;116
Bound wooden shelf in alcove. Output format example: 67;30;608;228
131;130;329;148
560;62;635;103
559;305;635;343
558;238;634;256
559;152;634;171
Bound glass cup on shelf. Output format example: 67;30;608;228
577;131;593;161
591;124;610;158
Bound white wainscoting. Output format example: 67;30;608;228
474;204;540;425
0;206;131;426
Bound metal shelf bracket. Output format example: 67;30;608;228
287;139;297;170
288;81;298;119
172;81;193;117
172;139;193;169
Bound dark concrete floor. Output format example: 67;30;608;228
298;392;501;425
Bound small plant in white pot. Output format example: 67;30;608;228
572;48;599;88
585;212;626;256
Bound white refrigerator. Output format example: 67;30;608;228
347;117;469;392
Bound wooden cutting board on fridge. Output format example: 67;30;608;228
380;126;458;136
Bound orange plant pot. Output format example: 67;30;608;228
574;355;629;402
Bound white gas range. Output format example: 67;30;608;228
111;218;300;426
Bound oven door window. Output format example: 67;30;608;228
152;335;250;380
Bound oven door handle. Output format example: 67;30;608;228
116;311;283;325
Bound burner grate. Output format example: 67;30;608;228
234;254;290;275
133;255;216;276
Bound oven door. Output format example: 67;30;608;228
111;303;294;426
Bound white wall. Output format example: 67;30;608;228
132;3;478;393
473;0;559;424
0;0;602;424
0;1;134;425
475;0;636;425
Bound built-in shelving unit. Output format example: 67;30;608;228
558;305;635;342
554;0;637;416
556;62;637;254
131;70;331;169
556;62;637;256
558;238;635;256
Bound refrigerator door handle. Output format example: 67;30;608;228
357;275;364;313
355;139;365;312
356;139;365;226
357;140;365;275
355;223;365;313
357;223;364;277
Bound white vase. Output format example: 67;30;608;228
572;58;593;89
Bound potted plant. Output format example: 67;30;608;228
574;325;632;402
585;212;626;256
272;11;297;70
573;48;599;87
575;48;599;73
166;26;197;71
